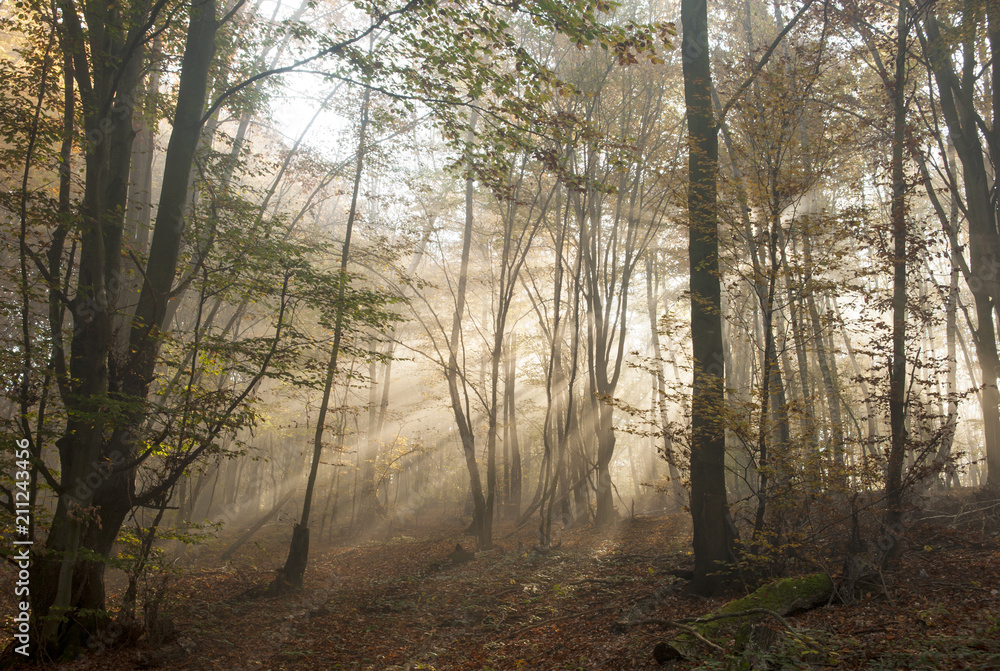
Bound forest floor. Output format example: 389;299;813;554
8;489;1000;670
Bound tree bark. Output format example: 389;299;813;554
921;5;1000;488
445;109;490;548
37;0;216;654
885;0;909;555
682;0;735;595
275;86;370;590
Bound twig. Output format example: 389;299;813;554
673;623;724;651
629;607;811;647
718;0;817;123
630;619;724;651
569;578;622;586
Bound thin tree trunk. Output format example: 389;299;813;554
784;233;818;465
807;290;846;477
645;253;685;504
831;296;880;453
752;206;791;537
504;335;523;517
445;109;489;548
937;193;961;487
275;86;370;591
885;0;909;559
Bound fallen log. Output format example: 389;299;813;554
653;572;833;663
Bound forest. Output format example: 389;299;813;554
1;0;999;667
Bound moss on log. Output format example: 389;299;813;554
655;572;833;663
721;573;833;616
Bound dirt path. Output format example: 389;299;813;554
51;514;696;670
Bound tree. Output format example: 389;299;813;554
274;85;373;592
35;0;222;652
914;0;1000;488
682;0;735;595
9;0;405;654
884;0;910;551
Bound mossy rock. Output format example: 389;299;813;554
656;573;833;662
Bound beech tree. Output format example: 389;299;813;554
36;0;224;651
913;0;1000;488
6;0;411;655
682;0;735;595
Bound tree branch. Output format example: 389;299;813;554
201;0;423;123
719;0;816;124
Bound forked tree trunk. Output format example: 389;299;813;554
37;0;217;655
921;4;1000;488
752;208;791;538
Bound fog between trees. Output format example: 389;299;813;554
0;0;997;657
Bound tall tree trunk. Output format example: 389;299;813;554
645;253;685;504
504;335;523;517
275;86;370;591
885;0;909;556
921;3;1000;488
784;238;818;464
357;358;387;530
37;0;216;654
682;0;735;595
807;290;846;478
937;194;961;487
445;110;489;548
752;206;791;538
